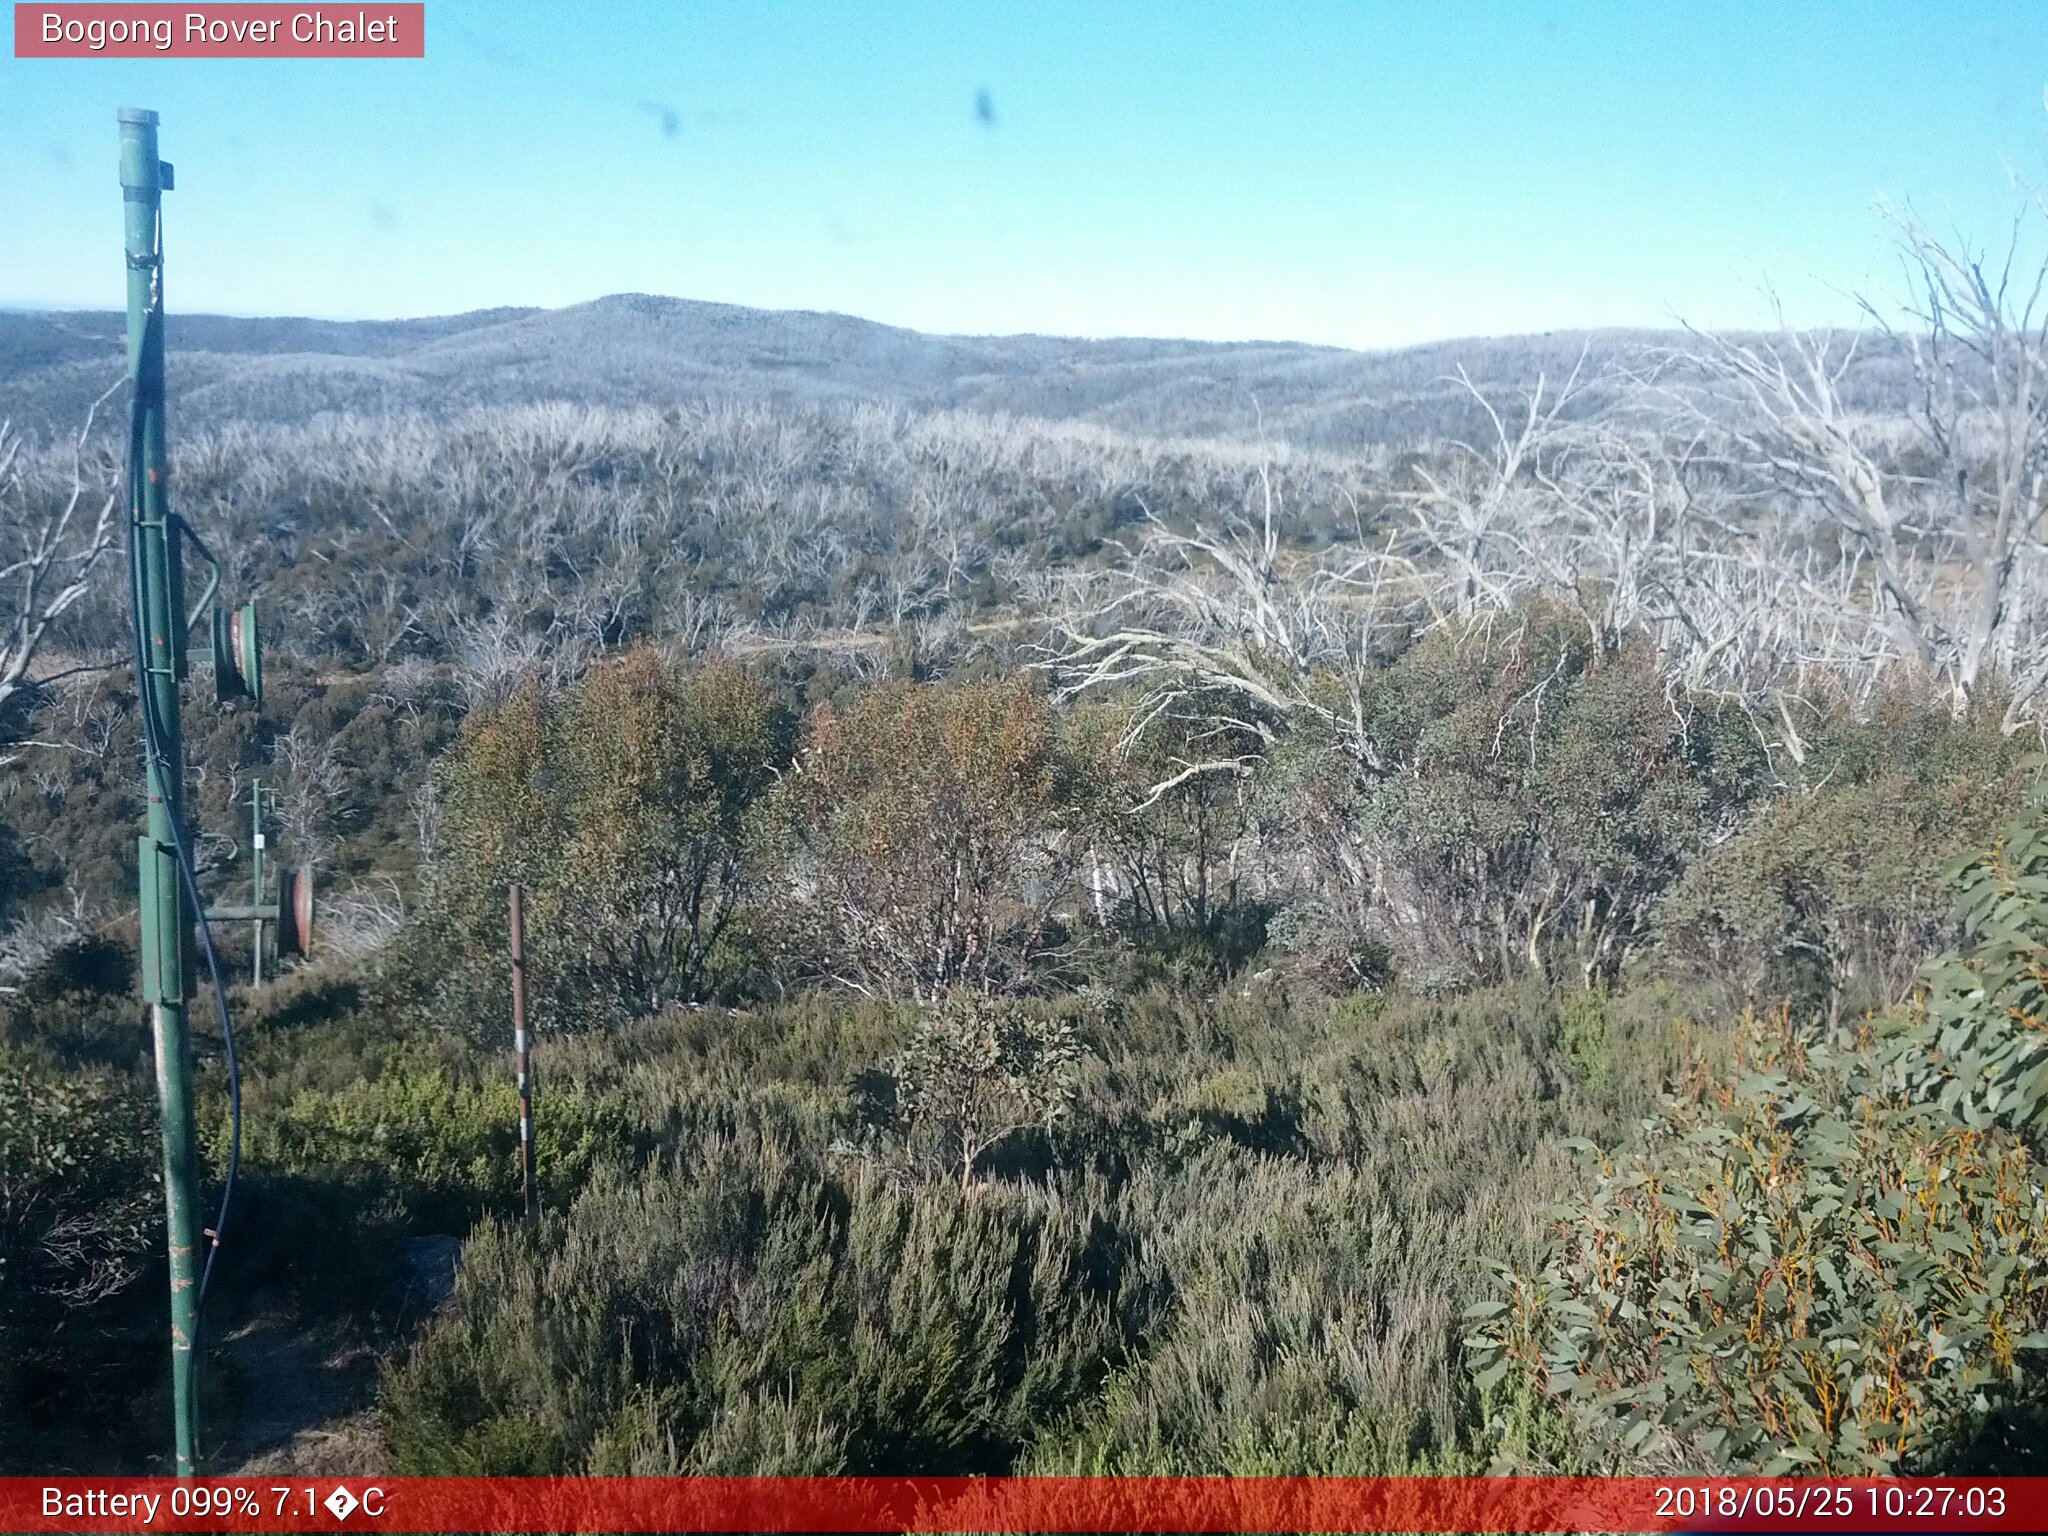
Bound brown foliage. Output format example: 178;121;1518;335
779;677;1075;999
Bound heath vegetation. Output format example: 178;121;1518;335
2;202;2046;1476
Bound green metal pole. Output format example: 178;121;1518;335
120;106;201;1479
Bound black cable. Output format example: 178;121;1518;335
125;383;241;1317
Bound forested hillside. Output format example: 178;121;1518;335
3;209;2046;1478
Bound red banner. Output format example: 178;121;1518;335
13;4;423;57
2;1476;2044;1532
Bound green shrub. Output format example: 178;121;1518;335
379;971;1659;1479
775;677;1077;998
0;1049;157;1318
0;1049;159;1459
1469;1012;2048;1473
1882;776;2048;1143
859;992;1086;1189
1553;989;1615;1091
398;650;790;1039
229;963;366;1038
1471;785;2048;1474
382;1138;1114;1475
221;1046;639;1228
1022;1146;1486;1475
1658;704;2031;1015
1258;620;1768;989
0;933;147;1071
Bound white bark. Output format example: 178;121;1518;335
0;384;124;727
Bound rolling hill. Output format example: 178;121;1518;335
0;294;1912;449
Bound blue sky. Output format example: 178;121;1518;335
3;2;2045;346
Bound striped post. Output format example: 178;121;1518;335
509;882;536;1222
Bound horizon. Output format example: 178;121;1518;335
0;289;1891;357
5;3;2047;348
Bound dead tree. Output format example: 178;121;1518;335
1049;462;1400;789
1050;371;1607;795
1682;203;2048;727
0;385;123;733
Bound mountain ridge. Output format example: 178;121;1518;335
0;293;1889;448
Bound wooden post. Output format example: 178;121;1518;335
249;779;266;989
510;882;536;1222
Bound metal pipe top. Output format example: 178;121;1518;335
118;107;159;126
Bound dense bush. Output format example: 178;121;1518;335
382;1138;1116;1475
776;677;1078;998
1657;700;2034;1015
1255;621;1767;990
216;1046;639;1232
0;1047;160;1457
398;650;791;1037
1873;776;2048;1142
0;1048;157;1321
1064;702;1262;948
1470;785;2048;1475
376;968;1680;1477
